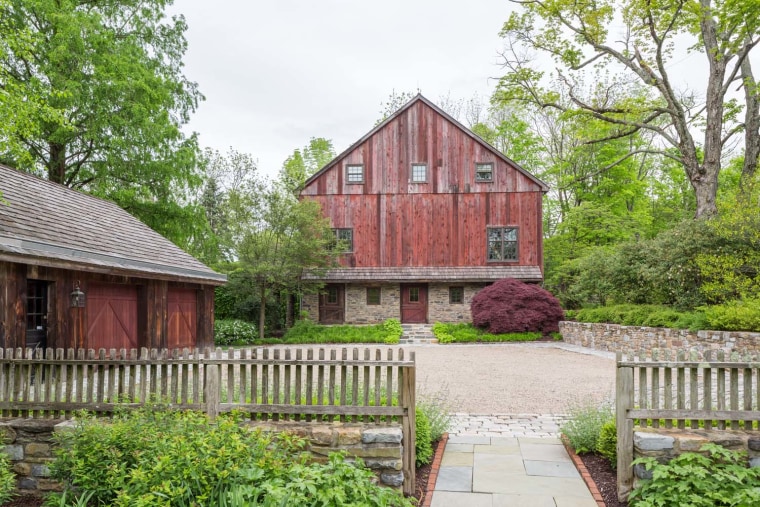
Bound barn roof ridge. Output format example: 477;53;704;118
301;93;549;192
0;164;226;284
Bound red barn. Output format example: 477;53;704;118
0;165;226;352
300;95;547;325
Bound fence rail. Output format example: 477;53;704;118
616;350;760;501
0;345;417;494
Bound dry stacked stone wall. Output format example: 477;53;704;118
632;428;760;485
559;321;760;355
0;418;405;495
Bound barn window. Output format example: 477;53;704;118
346;164;364;183
449;286;464;304
366;287;381;305
327;286;339;304
411;163;427;183
332;228;353;252
475;163;493;182
487;227;518;261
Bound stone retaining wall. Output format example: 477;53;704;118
559;321;760;355
633;428;760;486
0;418;405;495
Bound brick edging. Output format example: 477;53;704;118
420;432;449;507
561;435;605;507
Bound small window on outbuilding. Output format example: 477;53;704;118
331;228;353;252
411;163;427;183
449;286;464;304
346;164;364;183
475;163;493;182
487;227;518;261
366;287;381;305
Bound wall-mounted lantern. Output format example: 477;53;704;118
70;281;86;308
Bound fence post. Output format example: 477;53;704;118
204;347;219;421
401;352;416;496
616;352;634;502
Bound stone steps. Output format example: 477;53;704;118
399;324;437;345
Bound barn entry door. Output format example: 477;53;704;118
319;284;345;324
168;288;197;350
26;280;48;351
87;284;139;351
401;284;428;323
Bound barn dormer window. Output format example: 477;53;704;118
411;163;427;183
346;164;364;183
475;162;493;182
331;228;353;252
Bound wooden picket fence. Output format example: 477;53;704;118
616;350;760;501
0;346;417;494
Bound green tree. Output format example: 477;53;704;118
0;0;204;245
278;137;335;196
497;0;760;217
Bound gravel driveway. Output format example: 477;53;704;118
409;343;616;414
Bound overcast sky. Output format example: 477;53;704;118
170;1;517;179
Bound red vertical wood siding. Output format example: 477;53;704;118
301;100;544;272
167;287;197;350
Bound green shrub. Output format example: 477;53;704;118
382;318;403;342
571;304;706;330
596;421;617;468
432;322;542;343
561;401;614;454
415;407;433;467
282;319;401;344
702;298;760;332
215;319;259;346
417;389;454;443
629;444;760;506
49;408;413;507
0;453;15;505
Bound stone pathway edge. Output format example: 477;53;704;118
420;432;449;507
561;435;606;507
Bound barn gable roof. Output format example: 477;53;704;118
0;165;226;284
302;93;549;192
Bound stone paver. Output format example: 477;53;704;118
431;415;597;507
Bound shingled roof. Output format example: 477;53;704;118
0;165;226;284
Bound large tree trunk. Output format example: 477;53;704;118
741;51;760;186
48;142;67;184
692;168;719;218
285;292;294;329
259;285;266;340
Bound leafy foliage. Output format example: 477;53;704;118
431;322;542;343
49;408;413;507
215;318;403;346
629;444;760;507
0;453;14;504
417;383;455;443
415;407;433;467
702;298;760;332
596;421;617;469
561;401;614;455
471;279;564;334
569;304;707;331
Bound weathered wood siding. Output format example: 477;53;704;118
301;100;543;270
0;261;213;351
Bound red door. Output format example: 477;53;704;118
87;284;138;350
319;284;345;324
168;288;197;350
401;284;427;323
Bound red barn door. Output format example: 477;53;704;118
168;288;197;349
319;284;345;324
87;284;138;350
401;284;427;323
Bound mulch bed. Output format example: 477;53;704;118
579;453;628;507
3;494;43;506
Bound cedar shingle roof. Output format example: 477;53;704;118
0;165;226;284
302;266;543;283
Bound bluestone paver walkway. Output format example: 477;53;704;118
431;414;597;507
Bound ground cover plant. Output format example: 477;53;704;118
471;278;564;334
629;444;760;507
0;454;15;505
215;318;402;346
48;407;414;507
431;322;543;343
561;400;615;456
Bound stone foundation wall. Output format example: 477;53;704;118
428;283;486;323
345;284;400;324
301;293;319;321
559;321;760;355
1;418;405;495
632;428;760;486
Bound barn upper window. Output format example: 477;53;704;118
475;163;493;182
487;227;518;261
411;163;427;183
331;228;353;252
346;164;364;183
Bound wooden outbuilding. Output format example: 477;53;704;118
0;165;226;351
300;94;548;324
